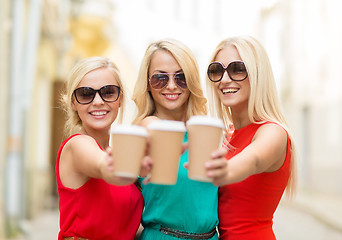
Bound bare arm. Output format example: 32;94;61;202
206;123;288;186
59;135;122;189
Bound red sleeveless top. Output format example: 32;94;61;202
56;134;144;240
218;123;291;240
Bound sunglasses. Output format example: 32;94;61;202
73;85;120;104
207;61;248;82
149;72;187;89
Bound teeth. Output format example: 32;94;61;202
165;94;179;98
222;88;238;94
91;111;107;116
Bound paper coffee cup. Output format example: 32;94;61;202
186;116;224;182
148;120;186;185
111;125;148;183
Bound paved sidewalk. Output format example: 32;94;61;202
14;209;59;240
280;189;342;233
274;195;342;240
12;189;342;240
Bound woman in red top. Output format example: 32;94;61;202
56;57;144;240
204;36;297;239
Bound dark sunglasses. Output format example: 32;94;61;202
149;72;187;89
207;61;248;82
73;85;120;104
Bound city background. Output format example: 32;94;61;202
1;0;342;239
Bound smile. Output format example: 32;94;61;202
222;88;239;94
90;111;108;116
163;93;181;100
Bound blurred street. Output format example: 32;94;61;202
13;191;342;240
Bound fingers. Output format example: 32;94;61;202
206;160;229;186
206;158;227;175
211;147;228;159
204;146;229;186
142;156;153;170
140;156;153;178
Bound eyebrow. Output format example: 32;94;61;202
154;69;183;74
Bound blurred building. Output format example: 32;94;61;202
1;1;11;240
0;0;134;238
1;0;342;239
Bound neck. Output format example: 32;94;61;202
154;105;188;122
231;108;251;130
80;127;110;150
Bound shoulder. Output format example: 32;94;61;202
65;134;99;154
254;122;288;143
67;134;97;146
139;116;160;128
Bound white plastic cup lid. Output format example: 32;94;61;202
186;115;224;129
111;124;148;137
147;120;186;132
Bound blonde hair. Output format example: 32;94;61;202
206;35;296;197
132;38;207;124
61;57;126;136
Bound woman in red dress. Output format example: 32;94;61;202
56;57;144;240
205;36;297;240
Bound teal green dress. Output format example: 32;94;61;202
139;132;219;239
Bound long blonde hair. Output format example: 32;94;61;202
206;35;296;197
132;38;207;124
61;57;126;136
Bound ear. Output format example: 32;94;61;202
117;95;121;108
71;98;77;111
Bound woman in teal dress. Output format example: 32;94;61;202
132;38;219;239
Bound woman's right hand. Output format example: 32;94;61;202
99;147;137;186
205;147;229;186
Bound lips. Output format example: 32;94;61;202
89;110;109;117
221;88;239;94
162;93;181;100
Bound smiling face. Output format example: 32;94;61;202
148;50;190;120
72;67;121;134
214;46;250;112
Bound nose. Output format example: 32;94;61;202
92;92;104;105
166;76;178;90
220;70;233;83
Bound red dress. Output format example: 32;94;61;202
218;123;291;240
56;134;144;240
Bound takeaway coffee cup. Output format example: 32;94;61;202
111;125;148;183
186;115;224;182
148;120;186;185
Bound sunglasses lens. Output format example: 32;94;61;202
100;85;120;102
228;62;247;81
74;85;120;104
174;73;187;88
74;87;96;104
208;63;224;82
150;74;169;89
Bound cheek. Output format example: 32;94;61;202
183;88;190;97
214;83;221;95
110;101;121;112
148;89;160;102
